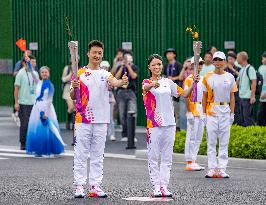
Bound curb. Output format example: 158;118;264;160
135;150;266;170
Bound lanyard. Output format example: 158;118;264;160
26;71;34;87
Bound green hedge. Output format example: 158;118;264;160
174;125;266;159
0;74;14;106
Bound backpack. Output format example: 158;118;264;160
61;66;71;92
246;66;263;95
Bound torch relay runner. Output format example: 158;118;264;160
70;40;128;198
201;51;238;178
184;56;205;171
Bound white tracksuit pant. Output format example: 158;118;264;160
73;123;107;186
206;113;231;170
146;125;175;188
185;117;204;162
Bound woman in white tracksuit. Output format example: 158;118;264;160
184;57;205;171
201;51;237;178
142;54;195;197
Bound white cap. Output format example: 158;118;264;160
190;56;204;64
213;51;226;60
100;61;110;68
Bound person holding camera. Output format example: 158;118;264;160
115;52;138;142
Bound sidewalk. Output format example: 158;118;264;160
0;106;147;155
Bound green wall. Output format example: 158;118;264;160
11;0;266;124
0;0;12;58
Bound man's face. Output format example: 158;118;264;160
166;52;176;62
87;46;103;65
262;57;266;65
237;54;243;65
213;58;226;69
204;54;212;64
30;59;36;68
227;56;235;65
116;51;123;61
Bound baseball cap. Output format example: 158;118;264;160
190;56;204;64
164;48;176;57
100;61;110;68
213;51;226;60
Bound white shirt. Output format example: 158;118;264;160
74;67;113;124
142;77;183;128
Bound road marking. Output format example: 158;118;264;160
0;157;8;160
123;197;173;202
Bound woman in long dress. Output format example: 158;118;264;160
26;66;65;156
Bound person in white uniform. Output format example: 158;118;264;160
142;54;196;197
71;40;128;198
201;51;238;178
184;56;205;171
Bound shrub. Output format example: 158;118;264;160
174;125;266;159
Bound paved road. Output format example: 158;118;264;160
0;154;265;205
0;106;266;205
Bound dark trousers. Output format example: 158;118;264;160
18;104;33;146
258;102;266;126
239;98;255;127
116;89;137;138
234;92;241;125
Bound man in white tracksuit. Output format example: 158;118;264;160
184;57;205;171
201;51;237;178
70;40;128;198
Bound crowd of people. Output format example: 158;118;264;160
12;40;266;198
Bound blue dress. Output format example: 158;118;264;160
26;80;65;156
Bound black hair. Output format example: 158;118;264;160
204;51;213;57
28;55;36;60
88;40;104;51
262;51;266;58
228;53;236;59
147;54;163;77
116;48;124;54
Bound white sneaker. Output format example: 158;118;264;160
205;169;216;178
185;163;204;171
152;188;162;198
219;169;230;178
110;135;116;141
160;186;173;197
120;137;128;142
88;185;107;198
134;138;138;142
74;185;85;198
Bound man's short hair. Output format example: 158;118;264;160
227;53;236;59
238;51;249;61
204;52;213;57
88;40;104;51
29;55;36;60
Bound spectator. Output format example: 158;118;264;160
178;58;193;131
200;52;215;77
225;53;241;125
110;48;124;75
61;62;75;130
182;58;193;80
237;51;257;126
14;55;39;150
13;50;33;76
258;52;266;126
163;48;183;131
115;52;138;142
207;46;217;55
100;60;116;141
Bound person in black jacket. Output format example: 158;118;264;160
163;48;183;131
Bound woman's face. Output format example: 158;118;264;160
40;68;50;80
149;58;163;76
